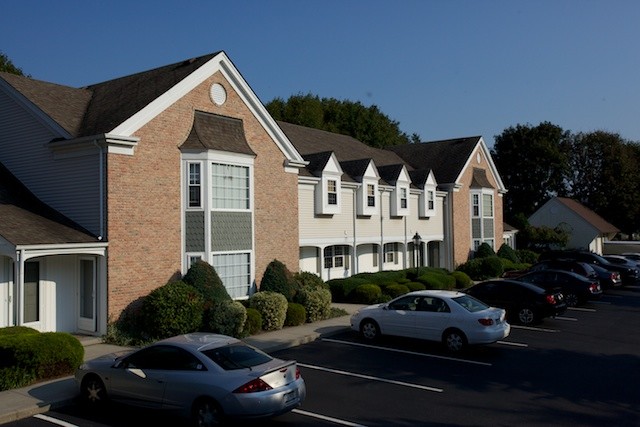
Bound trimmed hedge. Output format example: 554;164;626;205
295;287;332;323
450;270;473;289
0;330;83;391
140;280;204;339
183;260;230;306
457;256;505;280
497;244;520;263
416;271;456;290
250;291;288;331
242;308;262;337
260;260;297;301
284;303;306;327
383;283;410;298
205;300;247;338
351;284;382;304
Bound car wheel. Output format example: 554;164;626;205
443;329;467;352
360;319;380;340
80;375;107;406
193;398;223;427
565;292;579;307
517;307;537;325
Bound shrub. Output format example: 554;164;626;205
183;260;230;307
516;249;539;264
293;271;328;290
0;330;83;391
295;287;332;322
327;277;370;302
285;303;306;327
350;284;382;304
205;300;247;338
416;271;456;290
242;308;262;337
0;326;39;337
260;260;296;301
450;270;473;289
250;291;288;331
497;244;520;263
475;242;497;258
140;281;204;339
457;256;504;280
384;283;410;298
405;282;426;291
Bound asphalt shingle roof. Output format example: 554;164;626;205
555;197;620;234
181;110;255;156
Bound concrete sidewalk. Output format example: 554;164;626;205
0;303;363;425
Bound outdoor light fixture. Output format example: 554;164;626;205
412;232;422;277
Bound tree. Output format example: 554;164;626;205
0;51;26;76
491;122;571;221
266;93;417;147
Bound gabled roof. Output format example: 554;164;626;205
386;136;481;184
0;163;97;245
553;197;619;234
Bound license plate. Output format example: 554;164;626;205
284;390;297;403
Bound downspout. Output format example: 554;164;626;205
15;250;23;326
353;187;357;275
379;187;384;271
92;140;105;240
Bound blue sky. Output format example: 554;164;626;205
2;1;639;146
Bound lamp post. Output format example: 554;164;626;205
412;232;422;278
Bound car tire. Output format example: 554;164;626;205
443;329;467;352
80;374;107;406
360;319;380;340
517;306;537;325
564;292;579;307
192;397;223;427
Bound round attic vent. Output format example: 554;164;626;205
210;83;227;106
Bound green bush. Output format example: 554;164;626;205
242;308;262;337
497;244;520;263
327;277;370;302
384;283;410;298
516;249;539;264
205;300;247;338
140;281;204;339
351;284;382;304
500;258;531;274
475;242;497;258
405;282;426;291
457;256;504;280
183;260;230;307
0;330;83;391
0;326;39;337
417;271;456;290
450;270;473;289
260;259;297;301
295;287;332;322
285;303;306;327
293;271;329;290
250;291;288;331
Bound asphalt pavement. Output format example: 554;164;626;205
0;303;364;425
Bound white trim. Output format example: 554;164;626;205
454;138;507;193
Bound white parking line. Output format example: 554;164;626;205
34;415;78;427
510;325;559;332
299;363;443;393
321;338;492;366
568;306;596;312
293;409;368;426
497;340;528;347
554;316;578;321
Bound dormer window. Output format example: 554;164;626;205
391;183;410;217
327;179;338;205
400;188;408;209
428;190;434;210
367;184;376;207
419;170;437;218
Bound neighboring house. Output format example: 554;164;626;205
0;52;306;335
279;122;445;281
503;222;518;249
528;197;619;254
387;137;507;268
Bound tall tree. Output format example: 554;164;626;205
0;51;26;76
491;122;570;221
266;93;416;147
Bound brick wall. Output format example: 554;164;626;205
105;72;299;318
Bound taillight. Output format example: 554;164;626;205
545;294;557;304
295;367;301;380
589;283;600;293
233;378;273;393
478;318;494;326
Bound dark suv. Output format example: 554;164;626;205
538;250;638;286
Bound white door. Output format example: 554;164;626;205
78;258;96;332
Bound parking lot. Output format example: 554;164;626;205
11;288;640;427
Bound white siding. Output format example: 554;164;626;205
0;90;102;235
0;257;9;328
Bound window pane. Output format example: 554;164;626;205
212;163;249;209
483;194;493;217
212;253;250;299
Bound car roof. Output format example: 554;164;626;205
522;269;590;281
156;333;242;352
479;278;547;293
404;290;465;298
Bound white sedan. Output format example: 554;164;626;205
350;290;510;352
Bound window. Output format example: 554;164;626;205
427;190;434;210
372;245;378;268
188;255;202;267
122;346;205;371
384;243;398;264
472;194;480;217
23;262;39;323
188;163;202;208
367;184;376;207
324;246;349;269
212;253;251;299
400;188;407;209
327;179;337;205
212;163;249;209
471;191;494;250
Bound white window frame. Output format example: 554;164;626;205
187;161;203;209
384;243;399;264
212;252;252;299
324;246;350;269
471;190;495;250
211;162;250;210
391;184;410;217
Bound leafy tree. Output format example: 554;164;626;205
266;93;417;147
492;122;570;221
510;213;569;251
0;51;26;76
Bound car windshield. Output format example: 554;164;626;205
452;295;490;312
201;343;272;370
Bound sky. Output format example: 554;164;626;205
2;0;639;147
